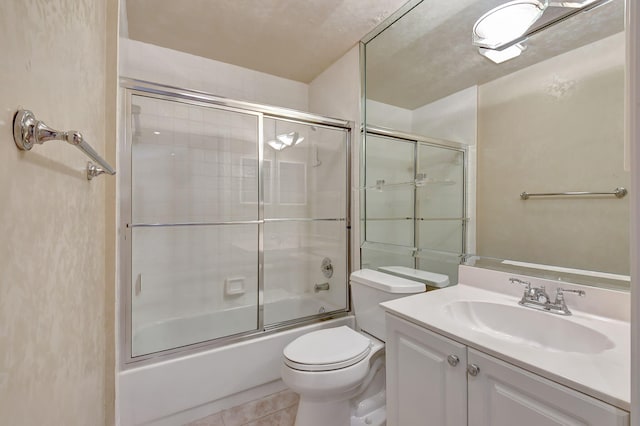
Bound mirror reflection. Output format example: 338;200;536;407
363;0;628;289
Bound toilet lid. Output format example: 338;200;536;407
283;326;372;372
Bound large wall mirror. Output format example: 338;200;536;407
362;0;629;290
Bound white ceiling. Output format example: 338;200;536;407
125;0;408;83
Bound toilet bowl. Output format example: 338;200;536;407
281;269;427;426
281;326;385;426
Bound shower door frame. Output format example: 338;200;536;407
119;78;353;367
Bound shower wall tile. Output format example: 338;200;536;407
263;220;348;324
130;112;349;333
132;95;260;224
121;38;309;111
131;224;259;335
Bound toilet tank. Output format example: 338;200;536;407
350;269;425;341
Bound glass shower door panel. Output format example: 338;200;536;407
416;220;464;254
263;118;348;325
365;188;414;246
131;95;260;224
365;135;414;186
263;118;348;220
131;224;258;357
129;95;261;357
416;144;464;220
416;144;464;251
263;220;347;325
364;135;415;247
360;242;416;270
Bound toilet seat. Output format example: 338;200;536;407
284;326;372;372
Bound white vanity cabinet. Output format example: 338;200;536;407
386;313;467;426
467;348;628;426
386;313;630;426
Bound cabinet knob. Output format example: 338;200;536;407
467;364;480;376
447;355;459;366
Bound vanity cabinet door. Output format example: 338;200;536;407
386;313;467;426
467;348;629;426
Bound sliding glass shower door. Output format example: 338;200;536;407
129;95;261;357
122;81;351;362
263;118;349;326
361;131;466;285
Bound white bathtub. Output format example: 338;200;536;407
119;312;352;425
132;295;340;357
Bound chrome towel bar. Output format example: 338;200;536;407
520;187;627;200
13;109;116;180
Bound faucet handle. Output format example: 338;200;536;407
553;288;585;315
555;287;586;300
509;277;531;290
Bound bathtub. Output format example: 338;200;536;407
119;307;352;425
132;295;340;357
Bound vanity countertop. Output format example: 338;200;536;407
380;271;630;411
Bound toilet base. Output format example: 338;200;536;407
293;367;387;426
351;405;386;426
294;399;387;426
351;389;386;426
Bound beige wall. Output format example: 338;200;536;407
0;0;116;424
477;32;629;275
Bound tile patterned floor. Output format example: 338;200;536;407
186;389;299;426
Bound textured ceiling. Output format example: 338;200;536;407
125;0;408;83
366;0;624;109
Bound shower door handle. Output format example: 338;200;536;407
135;273;142;296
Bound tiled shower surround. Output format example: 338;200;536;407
187;390;299;426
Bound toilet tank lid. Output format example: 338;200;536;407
350;269;426;293
378;266;450;288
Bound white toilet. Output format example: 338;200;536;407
281;269;426;426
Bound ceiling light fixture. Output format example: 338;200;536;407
473;0;548;49
276;132;304;147
473;0;612;64
267;132;304;151
478;43;527;63
267;139;287;151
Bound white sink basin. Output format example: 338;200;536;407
381;279;630;410
443;300;615;354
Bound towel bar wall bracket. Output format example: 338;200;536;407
12;109;116;180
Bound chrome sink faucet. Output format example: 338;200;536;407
552;288;586;315
509;277;586;315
